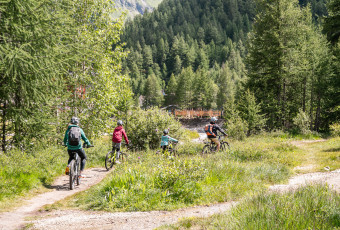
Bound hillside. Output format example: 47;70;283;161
122;0;254;110
114;0;163;17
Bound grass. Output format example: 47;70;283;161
58;134;303;212
162;185;340;230
0;136;111;212
1;132;339;217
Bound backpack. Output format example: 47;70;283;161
68;127;81;146
205;124;215;137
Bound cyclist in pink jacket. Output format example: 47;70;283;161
112;120;129;164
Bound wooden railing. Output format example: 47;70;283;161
174;110;222;118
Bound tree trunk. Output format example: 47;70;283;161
282;79;287;129
1;101;6;153
314;92;321;131
302;77;307;112
309;83;314;131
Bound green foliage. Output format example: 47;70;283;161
246;0;333;131
126;108;183;149
238;89;266;135
293;109;312;134
122;0;251;108
330;122;340;137
223;97;248;140
323;0;340;44
143;74;163;108
0;0;132;151
226;116;248;141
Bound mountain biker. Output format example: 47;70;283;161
160;129;178;153
112;120;129;164
205;117;227;152
64;117;92;177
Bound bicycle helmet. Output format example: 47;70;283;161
163;129;169;135
210;117;217;124
117;120;123;126
70;117;79;125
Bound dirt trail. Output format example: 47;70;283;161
0;168;110;230
28;169;340;230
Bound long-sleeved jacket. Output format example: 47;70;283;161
161;135;178;146
206;124;227;138
63;125;91;150
112;126;129;144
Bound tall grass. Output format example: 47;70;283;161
166;185;340;230
0;146;66;208
0;137;110;211
68;136;299;211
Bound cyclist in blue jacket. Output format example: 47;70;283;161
160;129;178;153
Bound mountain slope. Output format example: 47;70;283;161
114;0;163;17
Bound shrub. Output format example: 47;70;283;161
126;108;183;150
330;122;340;137
225;116;248;140
293;109;311;134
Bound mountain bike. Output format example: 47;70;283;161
156;141;178;157
65;144;93;190
202;135;230;154
105;143;128;171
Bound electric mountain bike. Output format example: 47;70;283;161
105;143;128;171
202;135;230;154
156;141;178;157
65;144;93;190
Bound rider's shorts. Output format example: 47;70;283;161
210;138;220;145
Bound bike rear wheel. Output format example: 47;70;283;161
105;151;115;170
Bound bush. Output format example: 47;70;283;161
293;109;311;134
330;123;340;137
225;116;248;140
126;108;183;150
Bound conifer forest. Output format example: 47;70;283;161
0;0;339;152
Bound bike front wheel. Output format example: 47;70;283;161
105;151;115;170
220;141;231;152
202;145;211;155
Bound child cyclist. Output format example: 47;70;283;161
112;120;129;164
160;129;178;153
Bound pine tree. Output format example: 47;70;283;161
144;74;163;107
238;89;266;135
165;74;178;105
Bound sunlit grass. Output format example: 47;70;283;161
0;137;109;212
163;185;340;230
63;135;301;212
